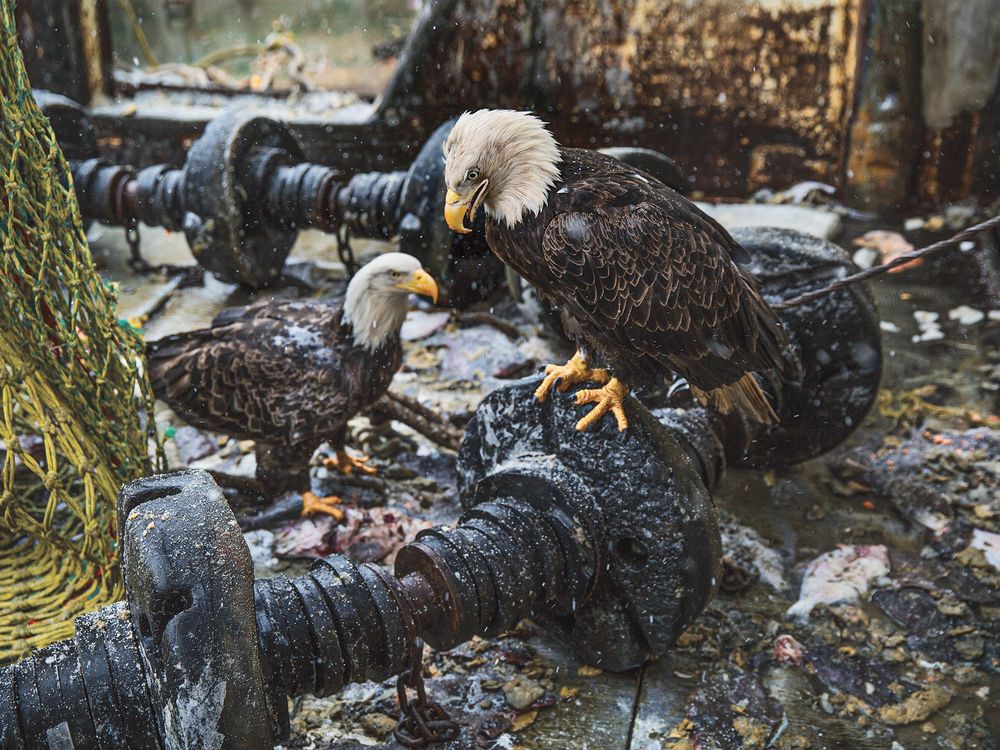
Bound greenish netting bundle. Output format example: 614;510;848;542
0;0;162;663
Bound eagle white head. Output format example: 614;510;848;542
343;252;438;351
443;109;561;231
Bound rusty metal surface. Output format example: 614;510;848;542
921;0;1000;205
19;0;1000;209
536;0;859;193
844;0;923;211
380;0;862;197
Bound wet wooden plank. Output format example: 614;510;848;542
522;637;641;750
628;655;695;750
764;665;895;749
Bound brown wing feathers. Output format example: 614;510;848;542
530;150;793;422
147;303;357;446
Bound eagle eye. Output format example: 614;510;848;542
466;168;480;182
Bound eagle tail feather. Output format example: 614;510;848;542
691;373;778;425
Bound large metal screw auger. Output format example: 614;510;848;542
36;91;497;305
36;92;687;307
0;229;881;749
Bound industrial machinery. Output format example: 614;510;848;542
0;227;881;750
38;92;685;306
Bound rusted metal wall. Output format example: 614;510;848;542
532;0;860;195
382;0;862;198
19;0;999;211
380;0;1000;209
917;0;1000;208
844;0;923;211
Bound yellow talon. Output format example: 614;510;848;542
574;378;630;432
301;491;345;520
323;449;377;476
534;352;610;403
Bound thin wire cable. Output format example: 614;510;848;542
775;214;1000;309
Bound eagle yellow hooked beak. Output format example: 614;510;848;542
444;189;472;234
444;180;488;234
395;268;439;304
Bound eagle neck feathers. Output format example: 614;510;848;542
341;289;408;352
445;109;564;227
489;151;561;228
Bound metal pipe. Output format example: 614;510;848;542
0;472;601;750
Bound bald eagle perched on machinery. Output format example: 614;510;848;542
147;253;438;515
443;109;796;432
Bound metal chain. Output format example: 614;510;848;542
394;640;460;748
123;216;203;286
337;224;357;279
124;216;154;274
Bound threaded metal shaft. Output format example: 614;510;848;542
253;495;597;700
0;489;599;749
71;153;410;243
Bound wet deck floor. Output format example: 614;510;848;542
95;203;1000;750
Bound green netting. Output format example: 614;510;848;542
0;0;162;663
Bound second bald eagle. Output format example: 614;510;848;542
443;109;795;431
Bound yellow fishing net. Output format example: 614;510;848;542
0;0;162;663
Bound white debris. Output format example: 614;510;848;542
971;529;1000;572
244;529;280;576
720;520;789;593
695;202;842;240
787;545;890;620
401;310;451;341
912;329;945;343
945;204;977;228
782;181;836;204
190;447;256;477
879;321;901;333
912;310;944;343
903;217;925;232
948;305;985;325
912;510;950;533
852;246;879;270
990;310;1000;322
959;240;976;252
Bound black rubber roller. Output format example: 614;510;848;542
356;564;410;681
421;528;497;636
450;526;520;635
458;517;535;632
259;577;319;697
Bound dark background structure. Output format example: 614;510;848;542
14;0;1000;214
